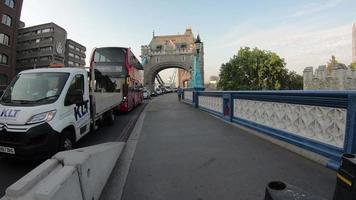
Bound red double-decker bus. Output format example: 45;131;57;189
90;47;143;113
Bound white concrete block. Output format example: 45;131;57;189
35;166;83;200
5;159;59;198
53;142;125;200
1;142;125;200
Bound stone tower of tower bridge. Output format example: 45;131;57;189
141;28;204;91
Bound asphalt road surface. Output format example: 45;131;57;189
0;102;146;197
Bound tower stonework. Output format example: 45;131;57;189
353;23;356;63
141;28;204;90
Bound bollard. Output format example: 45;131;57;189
333;153;356;200
264;181;326;200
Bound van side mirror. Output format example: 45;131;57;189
66;89;84;105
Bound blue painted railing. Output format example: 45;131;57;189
183;89;356;170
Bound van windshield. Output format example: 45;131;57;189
0;72;69;105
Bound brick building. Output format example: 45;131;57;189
0;0;23;87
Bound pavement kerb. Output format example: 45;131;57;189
100;97;153;200
199;108;330;167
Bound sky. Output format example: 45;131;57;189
21;0;356;82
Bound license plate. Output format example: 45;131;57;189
0;146;15;154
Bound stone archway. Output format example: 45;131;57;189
144;61;191;91
141;28;204;91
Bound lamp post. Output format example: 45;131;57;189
193;35;203;89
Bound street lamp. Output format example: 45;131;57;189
192;35;203;88
195;34;201;54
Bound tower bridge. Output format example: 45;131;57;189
141;28;204;91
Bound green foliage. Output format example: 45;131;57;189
327;55;339;72
283;71;303;90
217;47;303;90
351;62;356;70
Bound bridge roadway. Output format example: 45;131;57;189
120;93;336;200
0;102;146;197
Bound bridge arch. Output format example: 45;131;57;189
144;61;191;91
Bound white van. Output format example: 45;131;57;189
0;67;120;159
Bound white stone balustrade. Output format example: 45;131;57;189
233;99;346;148
198;96;223;113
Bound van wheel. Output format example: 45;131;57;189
59;131;74;151
105;109;114;126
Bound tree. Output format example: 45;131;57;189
327;55;339;72
283;71;303;90
350;62;356;70
217;47;302;90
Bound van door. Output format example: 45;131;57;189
65;73;90;141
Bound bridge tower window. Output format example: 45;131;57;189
182;56;185;61
156;57;159;63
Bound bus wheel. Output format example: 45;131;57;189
105;109;115;126
59;131;74;151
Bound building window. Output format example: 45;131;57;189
0;74;8;85
0;53;8;65
1;14;12;27
41;37;53;42
156;57;159;63
75;55;80;59
69;44;75;49
40;46;52;52
182;56;185;61
4;0;14;8
22;32;31;37
69;52;74;57
0;33;9;46
39;56;50;61
41;28;52;33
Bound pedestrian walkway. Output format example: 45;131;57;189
122;94;336;200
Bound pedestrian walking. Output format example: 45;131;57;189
177;86;183;101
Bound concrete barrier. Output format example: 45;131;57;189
1;142;125;200
54;142;125;200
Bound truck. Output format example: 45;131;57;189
0;67;121;159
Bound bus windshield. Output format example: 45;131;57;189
94;48;126;63
95;65;127;78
